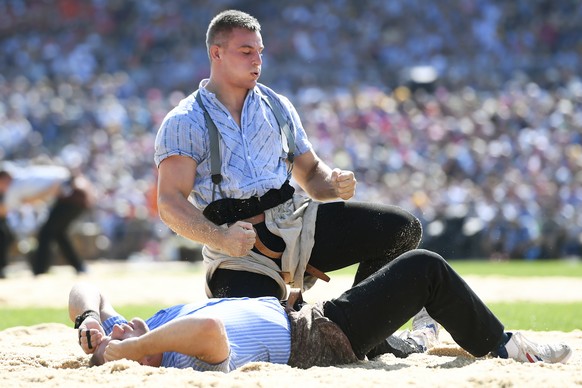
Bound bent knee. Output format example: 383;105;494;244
410;217;423;246
401;216;423;250
402;248;446;266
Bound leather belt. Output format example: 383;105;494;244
241;213;330;283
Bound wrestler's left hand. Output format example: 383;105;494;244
331;168;356;200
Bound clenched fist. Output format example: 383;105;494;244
331;168;356;200
216;221;256;257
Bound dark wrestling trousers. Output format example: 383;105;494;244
322;249;506;359
31;196;86;275
208;200;423;297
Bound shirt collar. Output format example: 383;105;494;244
198;78;260;101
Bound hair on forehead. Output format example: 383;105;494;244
206;9;261;49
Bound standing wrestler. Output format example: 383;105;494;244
154;9;422;299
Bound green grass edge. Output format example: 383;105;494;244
2;259;581;331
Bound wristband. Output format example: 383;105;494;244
74;310;100;329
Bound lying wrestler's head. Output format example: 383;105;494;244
90;318;161;367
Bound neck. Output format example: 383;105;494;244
205;78;249;110
205;77;251;125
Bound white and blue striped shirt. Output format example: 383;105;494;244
102;297;291;372
154;80;312;208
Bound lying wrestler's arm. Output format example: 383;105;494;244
68;282;120;354
103;315;229;364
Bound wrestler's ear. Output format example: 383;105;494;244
210;45;221;61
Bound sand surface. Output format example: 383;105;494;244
1;261;581;387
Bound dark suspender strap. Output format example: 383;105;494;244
195;91;223;185
257;87;296;163
194;87;296;194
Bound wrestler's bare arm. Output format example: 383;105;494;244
104;315;229;364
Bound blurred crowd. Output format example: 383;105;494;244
1;0;581;264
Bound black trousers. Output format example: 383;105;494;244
0;217;14;276
323;249;505;359
31;197;86;275
209;201;422;296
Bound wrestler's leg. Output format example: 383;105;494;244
323;249;504;359
309;201;422;286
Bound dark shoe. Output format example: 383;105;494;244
397;307;440;351
366;335;423;359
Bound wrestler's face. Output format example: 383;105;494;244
90;318;150;366
214;27;263;90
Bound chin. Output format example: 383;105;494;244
246;77;259;87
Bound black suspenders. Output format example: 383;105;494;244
194;87;296;199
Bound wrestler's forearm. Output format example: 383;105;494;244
292;151;342;200
157;156;228;249
157;194;226;247
68;282;101;322
135;316;229;363
68;282;119;323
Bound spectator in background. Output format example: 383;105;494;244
0;162;94;276
0;170;15;278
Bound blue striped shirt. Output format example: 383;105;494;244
101;297;291;372
154;80;312;208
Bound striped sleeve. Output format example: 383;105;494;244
101;315;128;335
161;351;230;372
154;105;208;167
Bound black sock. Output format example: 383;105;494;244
492;332;512;359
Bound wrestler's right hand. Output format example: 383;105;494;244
217;221;256;257
103;337;143;363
